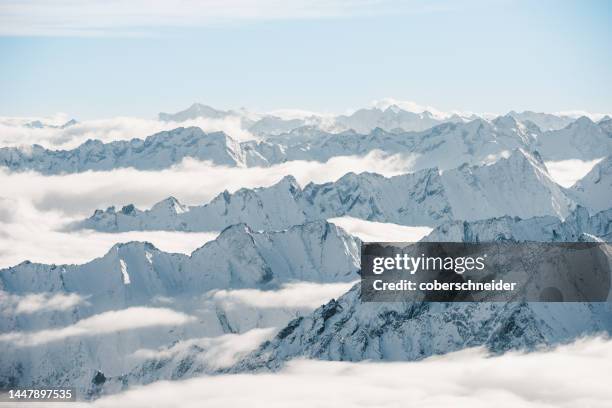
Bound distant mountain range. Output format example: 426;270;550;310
159;102;591;134
76;149;603;233
2;113;610;175
2;101;612;401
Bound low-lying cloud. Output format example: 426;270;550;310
131;328;276;370
0;197;216;268
0;151;414;216
0;307;195;347
0;115;255;150
91;336;612;408
0;291;88;315
545;158;603;188
328;217;432;242
207;281;356;310
0;151;412;267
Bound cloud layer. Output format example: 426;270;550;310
328;217;432;242
0;115;255;150
544;158;604;188
90;336;612;408
131;328;276;370
0;197;217;268
207;281;356;310
0;291;88;315
0;307;195;347
0;151;412;267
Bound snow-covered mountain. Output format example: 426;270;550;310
74;208;611;393
158;103;470;135
232;212;612;371
1;115;547;174
252;115;541;172
4;112;610;175
536;117;612;160
235;286;612;370
158;102;582;135
77;149;577;232
0;220;359;396
158;103;235;122
566;156;612;212
0;127;249;172
508;110;575;131
1;221;358;297
24;118;78;129
331;105;467;133
425;206;612;242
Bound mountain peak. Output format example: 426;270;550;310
151;196;187;215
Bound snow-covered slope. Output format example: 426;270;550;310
235;286;612;370
440;148;574;221
158;102;578;135
425;206;612;242
332;105;463;133
508;111;574;131
77;149;577;232
158;103;467;135
158;103;234;122
1;221;359;297
233;212;612;371
0;127;248;173
536;117;612;160
1;116;548;174
567;156;612;212
251;116;540;172
0;220;359;396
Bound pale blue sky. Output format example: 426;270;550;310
0;0;610;119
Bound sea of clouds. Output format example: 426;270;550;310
81;336;612;408
0;113;603;269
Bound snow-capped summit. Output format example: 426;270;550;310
158;103;232;122
150;197;188;217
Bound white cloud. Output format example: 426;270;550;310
0;197;216;268
0;291;88;315
207;281;356;310
0;151;413;215
0;307;195;347
0;0;451;37
131;328;275;370
328;217;432;242
89;336;612;408
0;151;412;268
545;158;603;188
